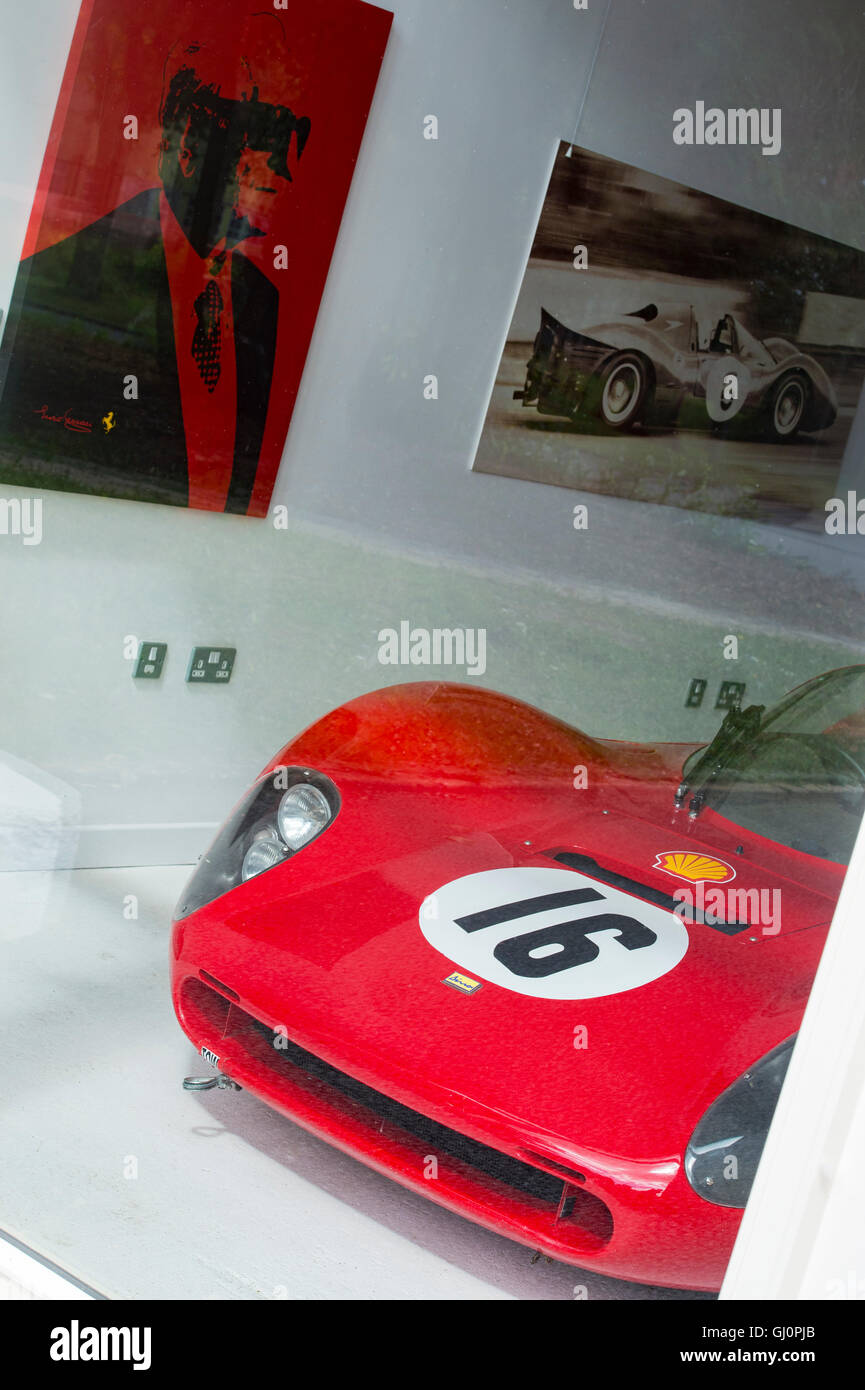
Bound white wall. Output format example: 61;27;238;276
1;0;864;868
721;809;865;1300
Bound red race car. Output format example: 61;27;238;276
170;665;865;1290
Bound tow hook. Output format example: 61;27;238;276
182;1073;242;1092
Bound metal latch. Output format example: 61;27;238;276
182;1074;242;1092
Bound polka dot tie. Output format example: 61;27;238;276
191;279;223;392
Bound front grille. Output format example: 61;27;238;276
179;975;615;1248
248;1017;564;1205
199;968;239;1001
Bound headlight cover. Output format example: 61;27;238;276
277;783;332;850
174;767;340;920
241;825;287;882
684;1036;795;1208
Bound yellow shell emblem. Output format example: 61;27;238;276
654;851;735;884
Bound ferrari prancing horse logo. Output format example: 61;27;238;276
420;867;689;1001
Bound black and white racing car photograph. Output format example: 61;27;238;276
474;143;865;527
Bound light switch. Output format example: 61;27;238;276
685;678;707;708
133;641;167;679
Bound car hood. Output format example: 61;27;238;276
190;684;836;1161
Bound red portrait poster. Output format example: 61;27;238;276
0;0;392;515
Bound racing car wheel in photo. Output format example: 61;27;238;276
170;665;865;1290
597;353;651;429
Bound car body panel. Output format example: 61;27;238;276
170;681;848;1289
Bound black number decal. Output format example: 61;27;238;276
456;888;656;978
494;914;657;978
455;887;603;932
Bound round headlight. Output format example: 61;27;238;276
241;827;287;882
277;783;332;850
684;1036;795;1207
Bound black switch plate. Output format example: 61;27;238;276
134;641;167;680
186;646;236;684
685;678;707;708
716;680;746;710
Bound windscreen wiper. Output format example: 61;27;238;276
675;702;765;819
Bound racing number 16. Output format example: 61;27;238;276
455;886;657;978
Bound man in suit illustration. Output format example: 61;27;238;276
0;13;309;513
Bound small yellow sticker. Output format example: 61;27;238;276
442;971;483;995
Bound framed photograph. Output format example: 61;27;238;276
474;142;865;526
0;0;392;515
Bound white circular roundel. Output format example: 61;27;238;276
419;867;689;1001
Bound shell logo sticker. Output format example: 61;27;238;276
420;867;688;1001
654;851;735;884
